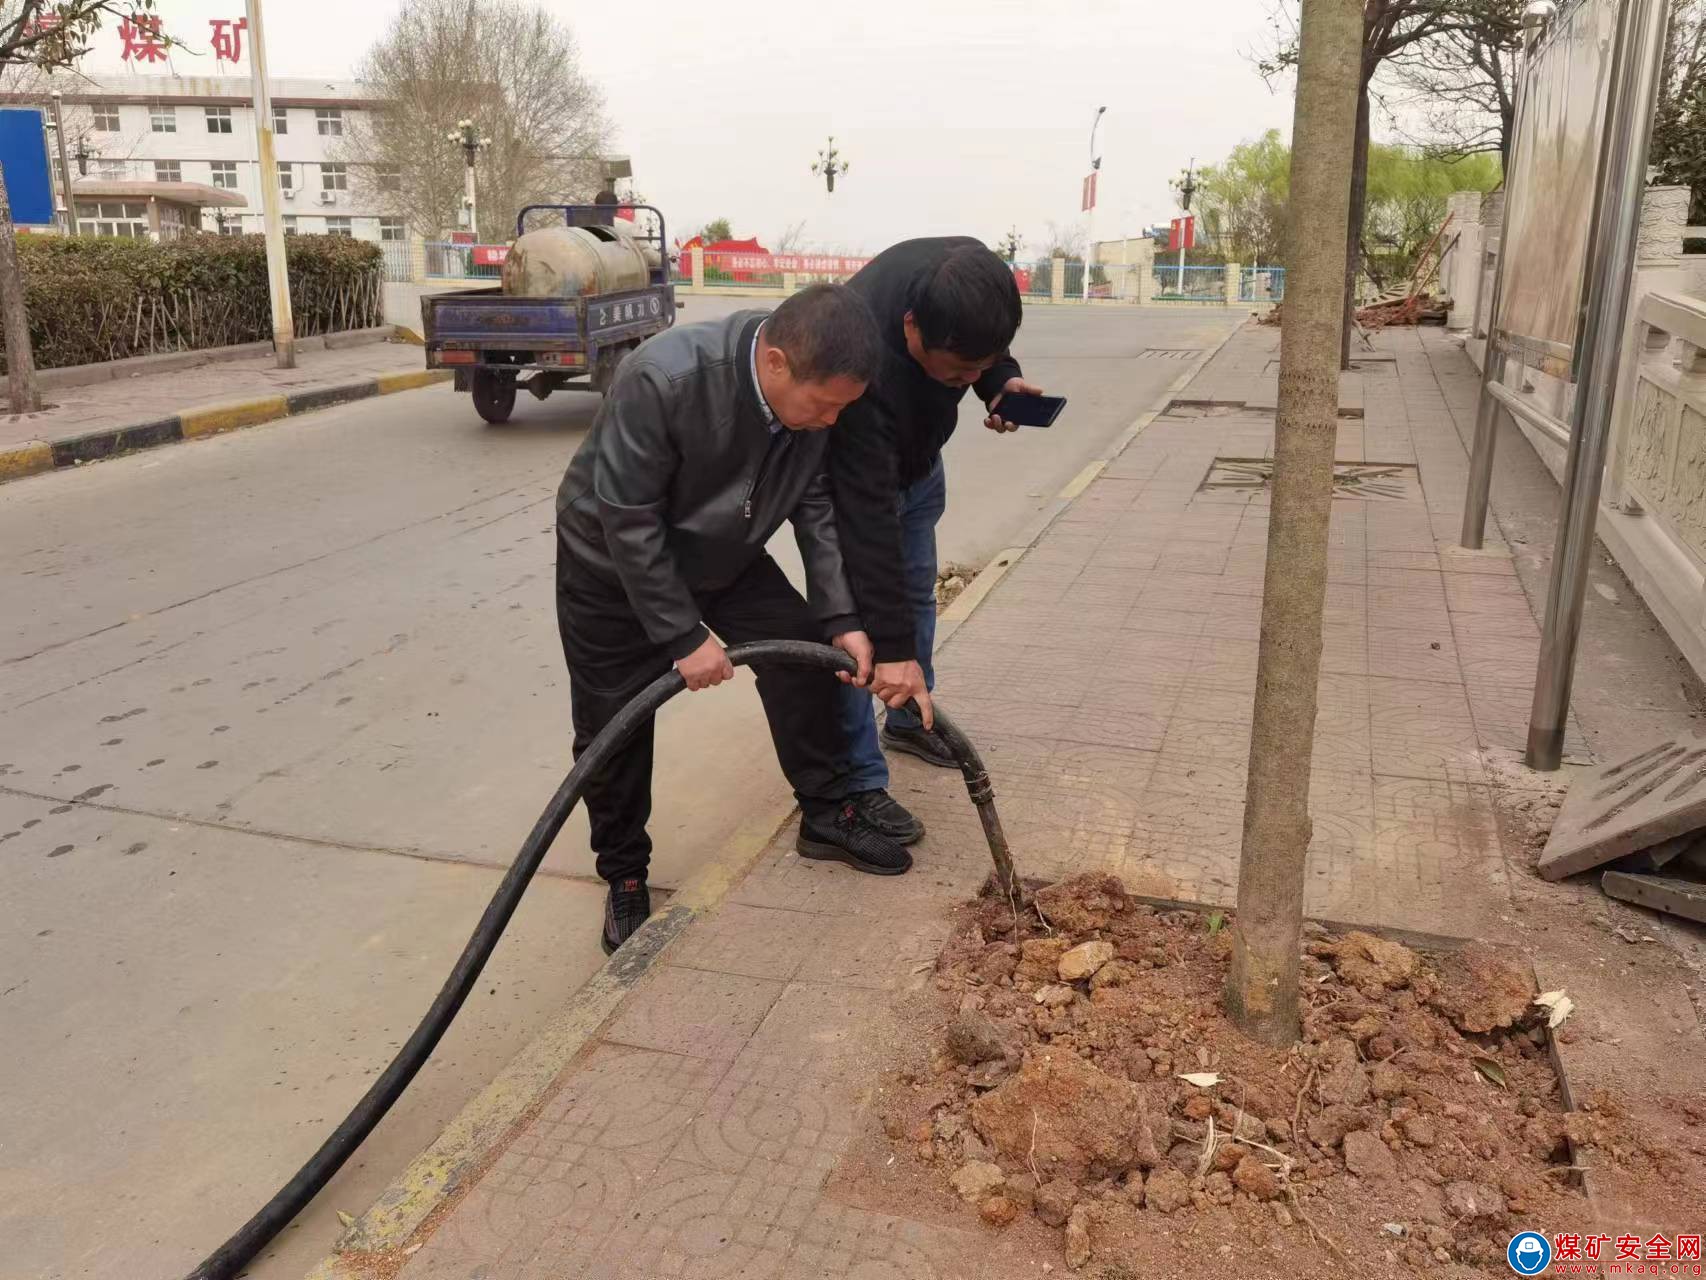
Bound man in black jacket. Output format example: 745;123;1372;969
829;239;1041;835
556;285;918;954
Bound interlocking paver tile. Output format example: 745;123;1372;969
603;966;783;1061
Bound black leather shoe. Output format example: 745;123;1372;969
796;802;912;875
602;877;651;955
881;724;958;769
848;788;924;845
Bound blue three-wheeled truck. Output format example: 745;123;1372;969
420;204;678;424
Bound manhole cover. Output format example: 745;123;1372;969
1539;731;1706;879
1198;459;1421;502
1139;349;1202;360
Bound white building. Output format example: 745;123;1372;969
41;75;402;244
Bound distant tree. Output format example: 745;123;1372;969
774;220;806;253
696;217;734;244
0;0;178;411
1039;221;1086;260
1654;0;1706;222
1362;144;1500;286
1196;130;1292;266
345;0;610;242
1382;0;1522;164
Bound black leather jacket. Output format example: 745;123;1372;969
555;311;858;660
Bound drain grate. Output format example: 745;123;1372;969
1139;348;1203;360
1199;458;1421;502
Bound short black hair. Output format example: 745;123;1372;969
764;283;882;384
907;245;1023;359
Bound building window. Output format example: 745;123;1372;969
379;216;405;241
149;105;175;133
325;216;353;237
76;200;149;238
272;106;288;134
91;105;120;132
277;163;294;191
284;215;298;235
315;108;343;137
209;161;238;190
374;164;402;193
95;159;126;179
320;163;347;192
205;106;232;134
154;160;181;183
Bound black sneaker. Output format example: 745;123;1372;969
848;788;925;845
881;724;958;769
796;802;913;876
602;877;651;955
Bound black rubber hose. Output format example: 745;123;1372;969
183;639;1010;1280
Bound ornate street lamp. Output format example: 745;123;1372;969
811;136;847;194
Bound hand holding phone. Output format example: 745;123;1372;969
988;391;1067;429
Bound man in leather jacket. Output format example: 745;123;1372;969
555;284;920;954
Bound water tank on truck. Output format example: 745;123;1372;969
500;223;661;299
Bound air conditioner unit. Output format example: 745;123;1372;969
316;190;336;205
282;187;296;200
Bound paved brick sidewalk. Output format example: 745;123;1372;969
353;323;1586;1280
0;338;430;455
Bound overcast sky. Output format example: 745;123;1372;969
80;0;1300;256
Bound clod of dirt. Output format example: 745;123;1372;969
1444;1180;1507;1221
1307;1103;1368;1148
1231;1153;1281;1201
1142;1166;1191;1213
1064;1205;1092;1269
950;1161;1005;1203
946;1011;1011;1065
1034;983;1076;1009
1057;940;1114;983
1316;1037;1372;1106
1034;1177;1078;1227
1017;937;1068;982
971;1051;1163;1181
979;1194;1019;1227
1343;1129;1398;1181
1429;942;1533;1034
1033;873;1128;935
1316;930;1419;994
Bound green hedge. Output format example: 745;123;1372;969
2;232;383;371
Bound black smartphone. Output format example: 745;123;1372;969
994;391;1067;428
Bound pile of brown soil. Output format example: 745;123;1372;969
876;873;1639;1276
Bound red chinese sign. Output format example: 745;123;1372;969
1168;216;1196;251
209;17;247;62
1080;171;1097;213
117;15;251;64
471;245;509;267
705;252;871;276
120;15;168;63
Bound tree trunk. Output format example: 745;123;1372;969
1224;0;1362;1047
0;163;42;415
1339;82;1372;370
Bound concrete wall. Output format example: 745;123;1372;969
383;279;489;335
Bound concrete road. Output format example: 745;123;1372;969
0;299;1241;1279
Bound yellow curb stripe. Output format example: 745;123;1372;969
1057;458;1106;501
180;395;289;439
939;546;1026;627
392;326;426;346
0;441;53;481
375;369;452;394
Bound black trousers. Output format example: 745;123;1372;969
556;539;853;884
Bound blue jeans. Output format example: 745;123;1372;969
837;456;946;793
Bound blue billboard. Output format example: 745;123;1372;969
0;107;56;226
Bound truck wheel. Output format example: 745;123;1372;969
472;371;517;424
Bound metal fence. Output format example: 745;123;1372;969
424;241;502;280
1240;267;1286;302
702;252;783;289
1152;264;1226;302
380;241;413;283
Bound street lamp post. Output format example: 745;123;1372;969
1171;160;1198;294
446;119;490;238
1085;106;1105;303
245;0;295;369
811;136;847;194
48;92;76;236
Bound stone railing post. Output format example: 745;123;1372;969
690;246;705;290
1050;255;1066;304
1225;263;1242;307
